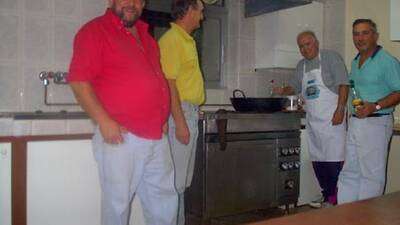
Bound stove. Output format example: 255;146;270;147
186;110;301;223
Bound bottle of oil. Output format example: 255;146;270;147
350;80;363;109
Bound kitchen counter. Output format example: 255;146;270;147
1;110;400;136
2;112;400;225
393;123;400;135
0;112;93;136
0;111;88;120
245;191;400;225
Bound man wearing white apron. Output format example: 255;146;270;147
276;31;349;207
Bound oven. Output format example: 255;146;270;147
186;111;301;222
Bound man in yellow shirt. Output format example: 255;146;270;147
159;0;205;224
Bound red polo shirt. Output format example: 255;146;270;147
68;9;170;140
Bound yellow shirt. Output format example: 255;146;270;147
159;23;205;105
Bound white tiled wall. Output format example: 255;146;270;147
0;0;107;112
221;0;293;100
321;0;346;56
216;0;346;103
0;0;346;109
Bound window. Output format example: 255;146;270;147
142;1;227;88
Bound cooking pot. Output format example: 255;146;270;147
284;95;301;111
230;89;286;113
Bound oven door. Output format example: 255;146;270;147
203;138;278;218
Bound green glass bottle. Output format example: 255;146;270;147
350;80;363;108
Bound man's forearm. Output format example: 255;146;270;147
376;91;400;109
167;79;186;126
69;82;112;124
337;85;349;110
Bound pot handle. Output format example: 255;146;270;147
233;89;246;98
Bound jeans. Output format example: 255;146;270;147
168;102;199;225
92;128;178;225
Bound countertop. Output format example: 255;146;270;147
0;111;88;120
245;191;400;225
0;111;399;136
393;123;400;135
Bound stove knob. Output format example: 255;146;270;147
281;148;289;156
285;179;295;190
280;162;289;171
295;147;301;155
294;161;301;169
288;147;295;155
288;162;294;170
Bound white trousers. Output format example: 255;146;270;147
168;102;199;225
92;128;178;225
337;115;393;204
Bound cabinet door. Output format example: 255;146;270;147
0;143;12;225
27;140;145;225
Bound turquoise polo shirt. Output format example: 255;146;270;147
349;46;400;114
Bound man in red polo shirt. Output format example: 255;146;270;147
67;0;177;225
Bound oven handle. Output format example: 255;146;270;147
216;109;228;151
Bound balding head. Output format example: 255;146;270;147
297;31;318;43
297;30;319;60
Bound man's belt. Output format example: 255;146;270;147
352;113;391;117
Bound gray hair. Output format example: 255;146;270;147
297;30;319;42
353;19;378;33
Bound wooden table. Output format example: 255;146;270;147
246;192;400;225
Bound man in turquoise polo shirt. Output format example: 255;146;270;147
338;19;400;204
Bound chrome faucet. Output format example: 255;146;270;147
39;71;68;86
53;71;68;84
38;71;76;106
39;71;50;86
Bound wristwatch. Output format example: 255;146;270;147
375;102;382;111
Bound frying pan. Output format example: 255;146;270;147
230;89;286;113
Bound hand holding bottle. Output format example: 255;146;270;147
350;80;363;111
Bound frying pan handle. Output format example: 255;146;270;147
233;89;246;98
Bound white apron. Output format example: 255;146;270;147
302;55;346;161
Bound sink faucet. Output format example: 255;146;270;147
39;71;68;85
39;71;50;86
53;71;68;84
38;71;76;106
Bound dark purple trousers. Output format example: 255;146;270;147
312;161;344;204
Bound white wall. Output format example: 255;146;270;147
0;0;352;107
205;0;348;104
0;0;107;112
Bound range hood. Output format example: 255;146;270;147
245;0;312;17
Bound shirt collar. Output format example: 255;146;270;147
105;8;149;33
354;45;382;61
170;23;194;42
